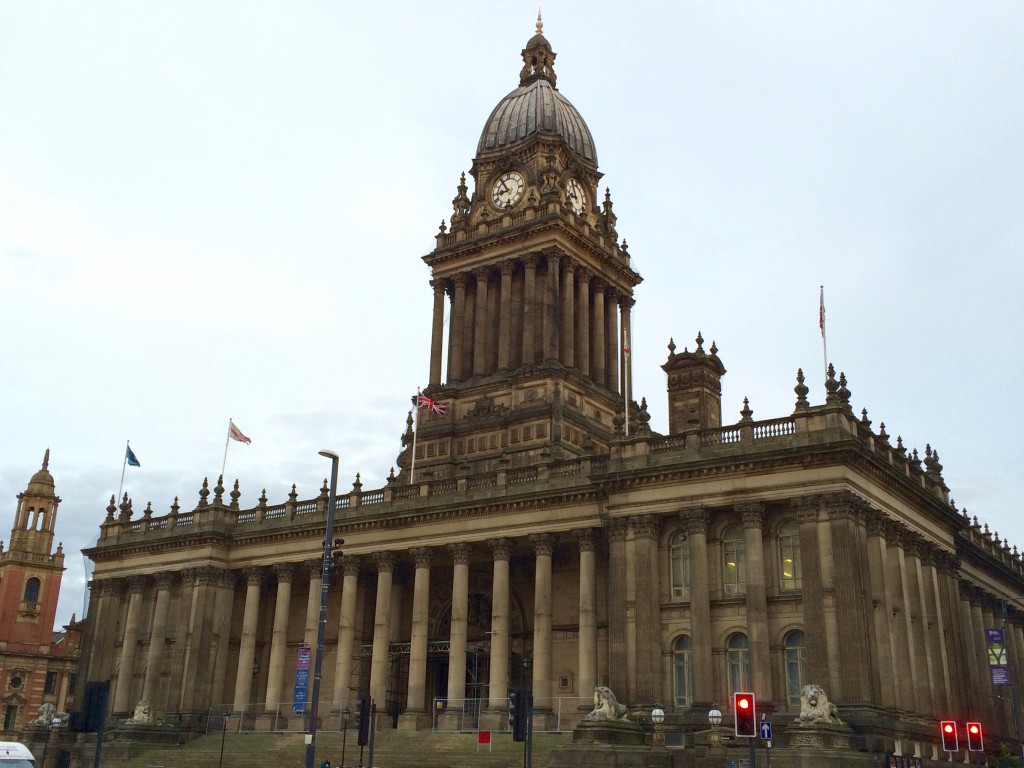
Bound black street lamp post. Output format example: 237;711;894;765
340;705;350;768
218;711;229;768
304;449;341;768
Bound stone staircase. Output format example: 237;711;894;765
118;730;568;768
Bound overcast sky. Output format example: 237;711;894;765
2;2;1022;628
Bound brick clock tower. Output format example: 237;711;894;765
407;16;643;478
0;449;76;731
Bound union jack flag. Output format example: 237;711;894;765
417;395;447;416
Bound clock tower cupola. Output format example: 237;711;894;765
410;17;643;478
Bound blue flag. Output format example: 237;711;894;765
125;445;141;467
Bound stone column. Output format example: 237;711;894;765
633;516;661;705
177;568;211;712
369;552;395;708
497;261;514;371
544;253;560;362
605;289;619;393
332;556;361;710
444;543;471;714
575;529;599;703
863;509;897;709
884;525;916;711
591;281;606;385
402;547;432;727
899;535;932;713
823;493;873;702
113;579;147;714
232;568;263;713
606;518;628;694
522;255;538;365
957;582;984;719
792;497;828;685
265;563;295;714
531;534;555;708
448;274;467;383
301;560;321;711
934;558;969;716
576;269;591;376
86;579;123;683
739;502;771;703
472;268;490;377
561;260;575;367
429;279;446;386
681;509;713;703
210;569;235;709
915;546;946;714
487;539;512;710
141;572;175;707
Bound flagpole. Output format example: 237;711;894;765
820;286;828;378
410;391;420;484
117;440;129;505
221;419;231;479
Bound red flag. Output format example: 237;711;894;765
417;395;447;416
228;419;252;444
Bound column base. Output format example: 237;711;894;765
398;709;429;731
226;712;257;732
254;711;287;731
478;708;510;732
436;710;464;731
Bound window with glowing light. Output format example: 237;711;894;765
722;524;746;595
778;519;801;591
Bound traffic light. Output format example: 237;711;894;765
734;692;756;737
331;537;345;572
510;689;529;742
940;720;958;752
966;721;984;752
357;695;371;746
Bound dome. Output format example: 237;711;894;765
477;79;598;165
476;17;598;165
26;448;55;496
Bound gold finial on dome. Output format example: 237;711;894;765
536;9;543;35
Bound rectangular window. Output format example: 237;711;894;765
44;671;58;695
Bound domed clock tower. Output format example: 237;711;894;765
411;17;642;477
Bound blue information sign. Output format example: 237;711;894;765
760;721;772;740
293;645;311;714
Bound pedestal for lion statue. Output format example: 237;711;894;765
784;685;856;751
546;687;670;768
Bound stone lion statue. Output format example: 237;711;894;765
29;702;57;725
798;684;842;725
585;686;630;721
127;699;153;724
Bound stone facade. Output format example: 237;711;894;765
78;20;1024;765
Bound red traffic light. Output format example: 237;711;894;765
940;720;958;752
966;721;984;752
734;692;756;737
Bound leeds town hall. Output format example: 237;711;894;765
76;20;1024;765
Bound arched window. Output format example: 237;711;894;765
727;633;751;694
670;531;690;598
778;519;801;591
722;524;746;595
23;577;41;605
784;630;808;706
672;635;693;707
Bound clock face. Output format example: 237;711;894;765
566;178;586;215
491;171;525;208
